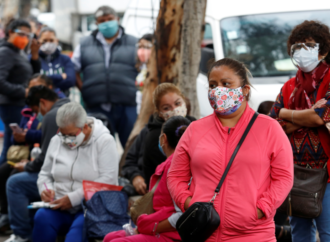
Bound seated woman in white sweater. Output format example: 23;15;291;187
32;102;119;242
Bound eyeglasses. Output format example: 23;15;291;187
136;43;153;49
291;43;320;55
14;29;33;38
58;129;82;140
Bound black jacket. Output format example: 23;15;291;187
0;41;38;106
143;114;196;188
121;124;149;182
25;98;71;173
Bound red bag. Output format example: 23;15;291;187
83;180;123;201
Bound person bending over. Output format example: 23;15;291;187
33;102;119;242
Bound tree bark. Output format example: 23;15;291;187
177;0;207;118
119;0;185;173
19;0;31;18
3;0;19;22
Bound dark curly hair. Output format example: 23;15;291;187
287;20;330;64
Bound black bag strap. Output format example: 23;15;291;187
210;112;259;203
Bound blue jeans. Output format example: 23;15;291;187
0;105;23;165
88;104;137;147
6;172;40;239
290;183;330;242
33;208;87;242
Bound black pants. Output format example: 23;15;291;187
275;211;288;225
275;211;292;242
0;162;18;214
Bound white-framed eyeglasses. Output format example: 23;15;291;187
57;129;82;140
14;29;33;38
136;43;153;49
291;42;320;55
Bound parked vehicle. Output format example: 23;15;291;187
122;0;330;117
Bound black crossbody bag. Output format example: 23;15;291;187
176;112;259;242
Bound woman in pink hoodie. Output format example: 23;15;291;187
104;116;192;242
167;58;294;242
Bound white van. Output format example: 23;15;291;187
122;0;330;117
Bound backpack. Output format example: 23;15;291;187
82;191;130;240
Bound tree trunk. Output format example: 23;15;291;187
3;0;19;22
177;0;207;118
119;0;185;173
19;0;31;18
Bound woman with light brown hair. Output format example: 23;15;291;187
121;83;196;195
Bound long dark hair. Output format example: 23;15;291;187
162;116;191;149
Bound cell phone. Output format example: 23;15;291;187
9;123;22;133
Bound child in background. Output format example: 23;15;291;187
11;74;65;146
0;74;65;233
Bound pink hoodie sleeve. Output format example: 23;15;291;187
256;120;294;219
167;125;193;212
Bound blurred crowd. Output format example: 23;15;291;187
0;3;329;242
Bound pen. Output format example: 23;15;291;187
44;183;49;192
44;183;54;201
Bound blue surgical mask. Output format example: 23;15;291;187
37;112;43;122
158;141;166;156
98;20;119;38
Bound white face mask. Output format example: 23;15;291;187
59;130;85;150
292;46;320;73
40;42;57;55
160;103;187;121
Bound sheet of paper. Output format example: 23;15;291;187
28;201;57;209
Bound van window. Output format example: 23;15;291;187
200;23;215;74
220;10;330;77
204;23;213;40
202;23;213;49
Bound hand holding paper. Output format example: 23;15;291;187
50;195;72;210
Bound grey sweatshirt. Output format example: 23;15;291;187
37;117;119;212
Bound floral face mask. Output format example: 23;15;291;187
208;86;244;115
160;103;187;121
